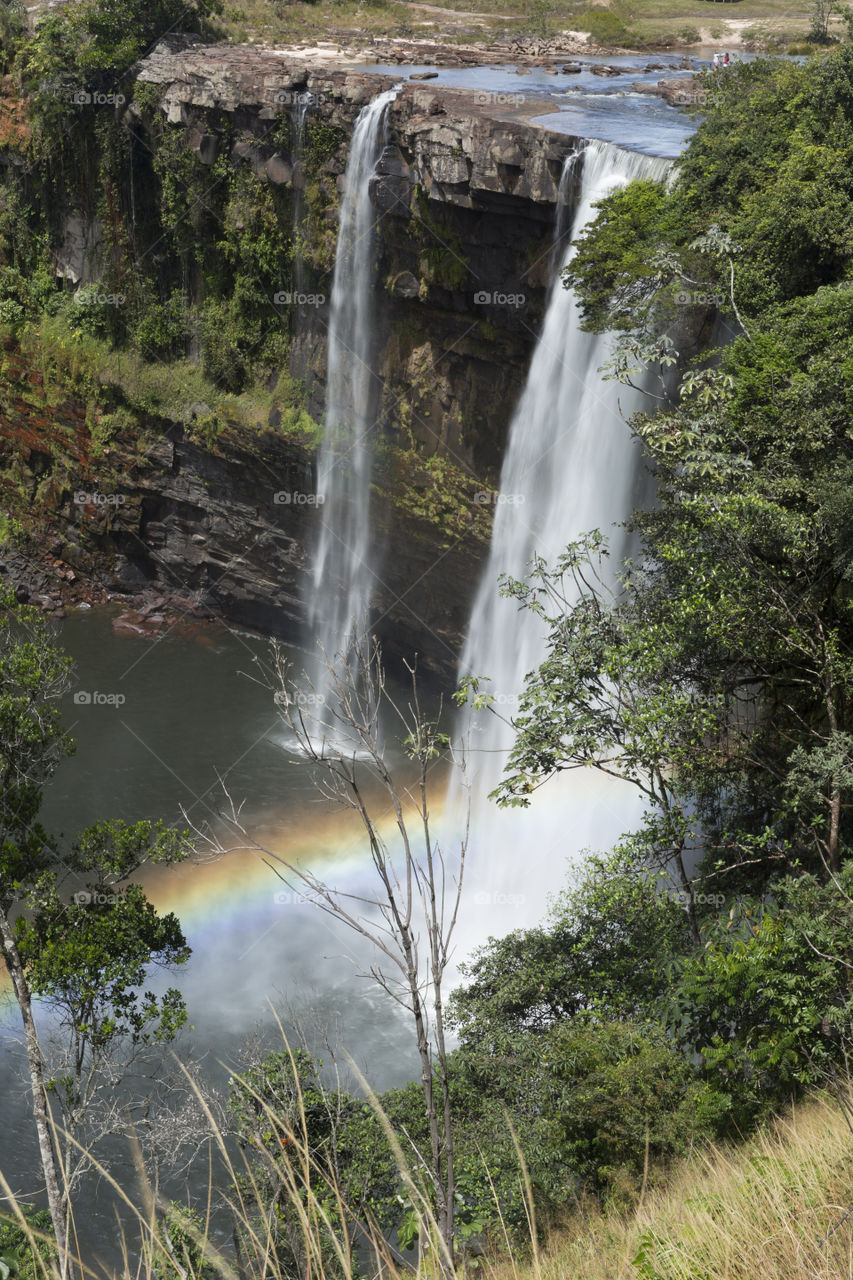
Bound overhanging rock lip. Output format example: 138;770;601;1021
137;43;584;210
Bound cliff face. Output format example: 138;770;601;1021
1;43;583;678
136;40;579;477
0;340;485;682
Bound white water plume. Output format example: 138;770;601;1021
307;86;400;730
452;139;671;944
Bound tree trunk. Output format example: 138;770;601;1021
0;909;70;1280
674;848;700;945
402;936;454;1278
828;784;842;875
819;630;842;876
410;974;449;1261
432;973;455;1263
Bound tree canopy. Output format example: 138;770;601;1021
453;44;853;1171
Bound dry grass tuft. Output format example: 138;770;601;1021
5;1084;853;1280
487;1092;853;1280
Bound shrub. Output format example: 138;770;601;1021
543;1019;717;1202
0;298;25;329
579;9;635;46
134;290;189;361
672;865;853;1130
0;1208;56;1280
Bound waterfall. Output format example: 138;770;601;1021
290;96;310;295
307;87;400;718
453;140;671;940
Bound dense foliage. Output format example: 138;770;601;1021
429;44;853;1242
0;0;327;432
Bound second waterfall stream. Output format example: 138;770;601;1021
452;139;671;944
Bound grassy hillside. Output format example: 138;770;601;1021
4;1088;850;1280
489;1093;853;1280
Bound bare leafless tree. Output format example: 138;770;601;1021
187;638;468;1277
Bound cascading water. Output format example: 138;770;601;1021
453;140;671;941
307;87;400;720
290;95;310;295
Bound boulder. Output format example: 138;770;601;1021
390;271;421;298
264;153;293;184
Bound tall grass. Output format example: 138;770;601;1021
15;315;321;446
4;1079;853;1280
489;1092;853;1280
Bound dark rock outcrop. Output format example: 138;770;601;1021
631;77;704;107
0;343;486;682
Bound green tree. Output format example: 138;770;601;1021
671;865;853;1129
811;0;837;41
566;52;853;329
479;225;853;895
0;1;25;74
0;593;192;1276
481;448;853;903
540;1018;713;1200
16;827;190;1187
449;849;691;1045
21;0;222;88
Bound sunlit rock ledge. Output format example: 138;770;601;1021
135;37;578;210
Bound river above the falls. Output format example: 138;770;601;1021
346;53;740;156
